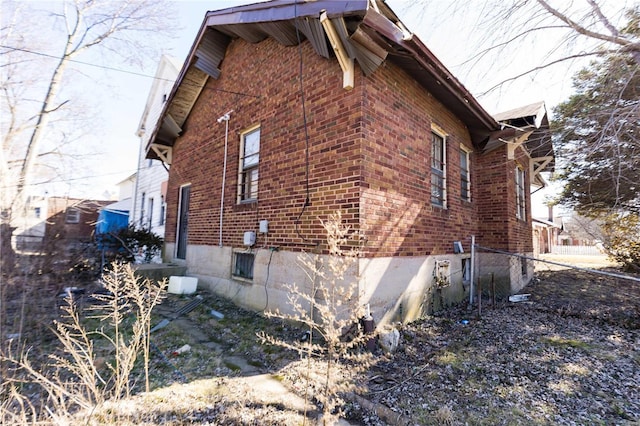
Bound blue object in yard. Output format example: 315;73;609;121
95;208;129;249
96;208;128;234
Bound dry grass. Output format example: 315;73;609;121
1;255;639;425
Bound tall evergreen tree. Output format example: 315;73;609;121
552;50;639;270
553;53;639;215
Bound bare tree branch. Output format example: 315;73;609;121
479;50;613;97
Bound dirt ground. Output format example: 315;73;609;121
2;255;639;425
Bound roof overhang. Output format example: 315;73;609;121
487;101;555;188
146;0;500;160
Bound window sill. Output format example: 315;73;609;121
231;275;253;284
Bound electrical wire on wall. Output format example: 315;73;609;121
261;247;276;312
293;1;315;246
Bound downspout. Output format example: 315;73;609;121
217;111;233;247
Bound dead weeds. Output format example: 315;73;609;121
2;262;639;425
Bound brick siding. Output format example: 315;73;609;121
165;36;530;257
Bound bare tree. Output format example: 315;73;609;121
410;0;638;97
409;1;639;269
0;0;178;270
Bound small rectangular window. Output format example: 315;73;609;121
148;198;154;229
431;132;446;207
238;126;260;203
460;148;471;202
159;195;165;226
34;207;41;219
65;208;80;224
233;252;255;280
462;258;471;284
140;192;146;227
515;166;526;220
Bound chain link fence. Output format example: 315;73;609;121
472;244;640;328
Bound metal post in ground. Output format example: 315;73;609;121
491;273;496;308
477;276;482;318
470;235;476;306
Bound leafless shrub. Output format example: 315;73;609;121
0;262;166;424
258;211;375;425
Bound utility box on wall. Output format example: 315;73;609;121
243;231;256;246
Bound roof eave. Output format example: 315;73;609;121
146;0;500;157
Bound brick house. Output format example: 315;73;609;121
12;196;109;253
42;197;110;271
145;0;553;324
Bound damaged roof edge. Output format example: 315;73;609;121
204;0;369;26
144;13;212;157
362;7;497;136
145;0;371;157
146;0;511;157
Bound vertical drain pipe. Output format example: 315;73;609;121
217;111;233;247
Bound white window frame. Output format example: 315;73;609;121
238;125;260;203
431;129;447;208
515;165;526;220
65;208;80;224
460;146;471;202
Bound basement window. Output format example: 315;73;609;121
233;251;255;280
462;257;471;284
521;257;528;277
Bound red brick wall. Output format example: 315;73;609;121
475;145;533;252
359;61;479;257
165;36;529;256
166;38;364;252
45;198;107;242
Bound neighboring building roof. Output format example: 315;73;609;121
102;198;131;213
147;0;500;157
116;173;137;186
532;217;560;228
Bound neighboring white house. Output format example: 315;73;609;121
12;195;49;252
131;55;181;236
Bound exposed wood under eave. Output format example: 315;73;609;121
150;144;173;165
320;13;355;90
145;66;209;159
531;156;553;178
145;0;503;158
506;130;534;160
